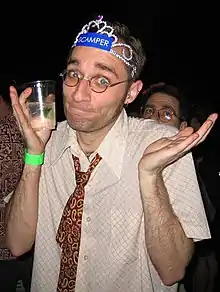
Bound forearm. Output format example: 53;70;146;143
140;171;194;286
5;164;41;256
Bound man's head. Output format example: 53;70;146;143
141;83;190;130
61;15;146;133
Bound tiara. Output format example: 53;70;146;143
72;15;137;78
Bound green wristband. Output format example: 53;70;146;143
24;149;45;165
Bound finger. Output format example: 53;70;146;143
171;127;194;140
10;86;19;106
191;114;218;145
19;87;32;105
181;119;216;152
196;113;217;136
174;116;216;153
45;94;55;103
171;113;217;143
173;119;214;154
166;133;199;157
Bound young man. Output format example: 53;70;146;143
5;16;217;292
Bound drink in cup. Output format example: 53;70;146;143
24;80;56;130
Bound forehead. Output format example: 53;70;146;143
147;93;180;111
69;46;127;77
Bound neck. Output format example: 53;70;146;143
76;120;115;155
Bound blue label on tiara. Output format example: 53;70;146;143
75;32;112;51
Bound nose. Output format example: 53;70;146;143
72;78;91;102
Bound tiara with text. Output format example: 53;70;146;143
72;15;137;78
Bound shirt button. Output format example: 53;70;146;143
87;217;91;222
84;255;88;260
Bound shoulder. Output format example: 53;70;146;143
44;120;70;165
46;120;69;146
127;116;178;146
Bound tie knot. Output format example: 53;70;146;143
72;153;102;186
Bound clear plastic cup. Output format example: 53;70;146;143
24;80;56;130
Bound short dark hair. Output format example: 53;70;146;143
141;83;190;122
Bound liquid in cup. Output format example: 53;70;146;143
24;80;56;130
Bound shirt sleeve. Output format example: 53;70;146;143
163;151;211;241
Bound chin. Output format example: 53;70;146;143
67;118;94;132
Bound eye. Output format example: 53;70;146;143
162;109;173;120
144;107;154;115
67;70;79;79
96;76;110;86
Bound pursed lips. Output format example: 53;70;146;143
68;104;95;114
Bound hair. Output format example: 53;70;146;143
107;21;146;80
67;18;146;81
141;83;190;122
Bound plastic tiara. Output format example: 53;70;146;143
72;15;137;78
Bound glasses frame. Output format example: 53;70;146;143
142;106;182;123
59;69;131;93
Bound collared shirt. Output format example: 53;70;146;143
0;113;24;260
30;109;210;292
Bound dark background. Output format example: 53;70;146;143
0;4;219;137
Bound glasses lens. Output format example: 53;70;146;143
90;76;108;93
62;70;79;87
159;109;173;122
143;107;154;118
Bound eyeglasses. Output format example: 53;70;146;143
142;106;181;123
60;69;130;93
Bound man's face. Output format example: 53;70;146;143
62;46;142;133
143;93;186;129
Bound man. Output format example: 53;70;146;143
140;82;218;292
5;16;217;292
140;82;189;129
0;85;33;291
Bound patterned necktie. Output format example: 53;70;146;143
56;153;102;292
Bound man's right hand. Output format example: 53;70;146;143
10;86;52;155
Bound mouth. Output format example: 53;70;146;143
67;102;94;112
68;106;96;117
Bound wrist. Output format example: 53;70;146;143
26;148;45;155
139;168;162;179
24;149;45;165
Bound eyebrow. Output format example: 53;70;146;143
146;103;175;112
67;59;79;66
67;58;119;79
94;62;119;79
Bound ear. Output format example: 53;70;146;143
180;121;188;130
124;80;143;105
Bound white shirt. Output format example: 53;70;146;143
30;109;210;292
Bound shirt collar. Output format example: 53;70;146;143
96;109;128;179
49;122;75;166
49;109;128;179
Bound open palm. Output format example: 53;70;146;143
139;113;218;174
